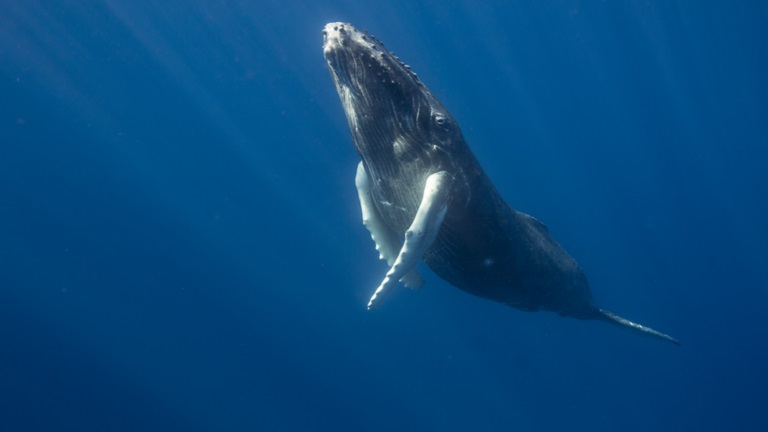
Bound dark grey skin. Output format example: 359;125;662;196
323;22;679;345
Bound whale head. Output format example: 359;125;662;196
322;22;464;173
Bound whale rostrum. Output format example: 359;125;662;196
322;22;679;345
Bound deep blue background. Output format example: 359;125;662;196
2;1;766;431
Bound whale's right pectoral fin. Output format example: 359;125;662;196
356;162;424;289
366;170;453;309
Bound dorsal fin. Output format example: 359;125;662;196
521;212;549;234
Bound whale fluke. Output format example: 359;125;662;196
596;309;681;346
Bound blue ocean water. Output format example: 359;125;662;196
1;1;766;430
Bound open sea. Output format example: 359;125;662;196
2;1;766;431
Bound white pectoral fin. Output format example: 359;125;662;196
367;170;453;309
355;162;424;289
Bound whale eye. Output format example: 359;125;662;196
433;113;453;134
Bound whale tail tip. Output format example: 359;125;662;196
595;308;681;346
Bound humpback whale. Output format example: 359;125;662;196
322;22;679;345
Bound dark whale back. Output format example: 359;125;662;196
421;154;597;319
